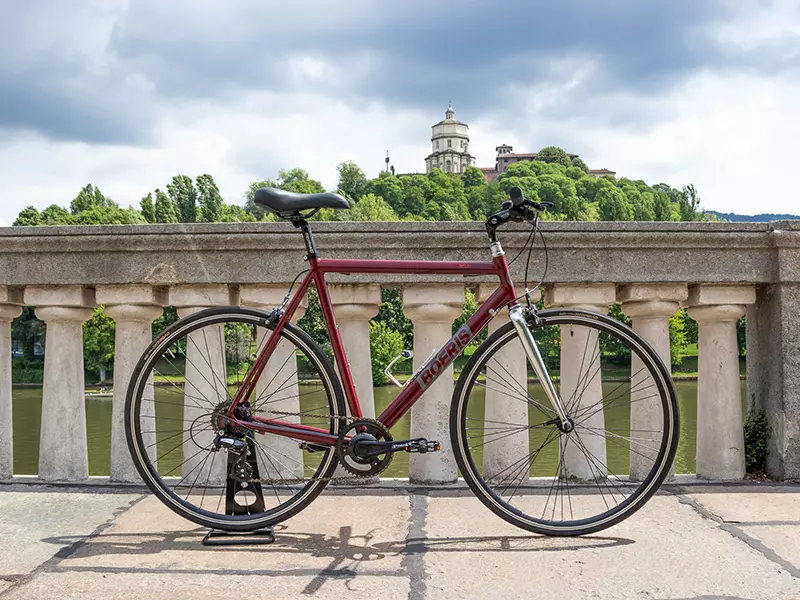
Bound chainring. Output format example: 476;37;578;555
335;418;393;477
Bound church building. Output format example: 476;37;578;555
424;104;476;174
422;105;615;180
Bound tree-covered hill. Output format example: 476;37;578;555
12;146;708;227
706;211;800;222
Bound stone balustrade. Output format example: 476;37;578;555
1;220;799;484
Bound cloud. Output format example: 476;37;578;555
0;0;799;224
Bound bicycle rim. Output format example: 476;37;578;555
125;307;345;531
451;309;679;536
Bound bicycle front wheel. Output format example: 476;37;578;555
125;307;346;531
451;308;679;536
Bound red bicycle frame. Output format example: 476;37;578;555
225;236;519;447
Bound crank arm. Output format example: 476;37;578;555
353;438;441;458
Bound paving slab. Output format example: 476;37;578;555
683;486;800;578
0;490;141;579
2;485;800;599
2;572;406;600
424;492;800;600
2;494;412;599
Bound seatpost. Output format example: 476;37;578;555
291;216;319;259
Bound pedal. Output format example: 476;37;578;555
299;442;329;453
405;439;441;454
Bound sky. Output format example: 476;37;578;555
1;0;799;225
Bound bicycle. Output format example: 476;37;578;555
125;186;679;536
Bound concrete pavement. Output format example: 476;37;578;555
0;482;798;599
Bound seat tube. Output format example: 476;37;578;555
310;260;364;418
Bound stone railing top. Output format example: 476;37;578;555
0;220;798;287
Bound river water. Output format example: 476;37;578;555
11;380;746;476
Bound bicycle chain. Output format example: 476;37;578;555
242;410;386;486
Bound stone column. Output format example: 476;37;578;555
545;284;615;481
240;284;307;480
25;286;95;481
619;284;687;481
170;285;235;485
329;284;382;419
97;285;166;483
687;285;755;480
476;284;529;482
0;287;23;480
403;284;464;484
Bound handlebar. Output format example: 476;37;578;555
508;186;553;212
485;186;551;243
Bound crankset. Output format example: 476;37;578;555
335;418;440;478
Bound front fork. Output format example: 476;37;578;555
508;305;574;432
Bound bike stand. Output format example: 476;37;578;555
201;437;276;547
202;528;275;546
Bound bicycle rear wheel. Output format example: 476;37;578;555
125;307;345;531
451;308;679;536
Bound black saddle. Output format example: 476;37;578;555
254;187;350;215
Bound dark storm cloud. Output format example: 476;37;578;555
0;0;769;144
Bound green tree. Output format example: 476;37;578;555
571;157;589;173
336;161;369;201
298;289;329;350
277;168;325;194
152;306;178;340
70;184;110;215
629;190;656;221
13;206;41;226
535;146;572;168
140;193;156;223
399;174;431;216
196;174;224;223
462;166;486;188
653;190;674;221
369;321;406;385
222;204;257;222
669;310;688;368
597;187;633;221
562;196;587;221
603;304;633;363
679;184;702;222
154;189;179;223
83;307;115;382
167;175;198;223
11;307;44;360
342;193;399;221
375;288;413;348
69;205;147;225
370;172;405;215
40;204;71;225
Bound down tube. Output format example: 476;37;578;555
377;285;514;429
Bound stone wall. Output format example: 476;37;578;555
1;220;798;482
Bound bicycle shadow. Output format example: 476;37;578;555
42;524;634;565
40;525;634;594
